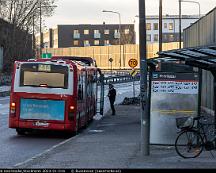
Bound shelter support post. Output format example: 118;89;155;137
211;71;216;145
198;68;202;117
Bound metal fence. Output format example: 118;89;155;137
183;7;216;113
0;75;11;85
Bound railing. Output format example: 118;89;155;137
0;75;11;85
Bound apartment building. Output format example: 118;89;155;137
135;14;200;43
36;24;135;48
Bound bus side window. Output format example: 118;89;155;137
78;84;83;100
78;75;83;100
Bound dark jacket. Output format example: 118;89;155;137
108;88;116;102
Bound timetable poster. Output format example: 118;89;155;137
151;73;199;94
150;72;199;145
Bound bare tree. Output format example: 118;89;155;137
0;0;57;32
0;0;57;73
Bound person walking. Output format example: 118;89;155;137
108;83;116;115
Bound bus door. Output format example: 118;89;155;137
77;70;87;123
96;70;104;115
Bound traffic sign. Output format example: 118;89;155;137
41;53;52;59
128;58;138;68
130;69;138;77
109;58;113;62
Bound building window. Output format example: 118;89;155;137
104;29;109;34
74;30;79;34
154;34;158;42
94;30;100;34
104;40;110;45
84;40;90;46
84;29;89;35
94;40;100;45
73;29;80;39
169;34;174;41
169;23;174;30
164;23;167;29
146;23;151;30
147;34;151;42
114;29;119;33
124;29;130;34
73;40;79;46
114;29;120;38
153;23;158;30
163;34;168;41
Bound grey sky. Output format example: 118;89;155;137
44;0;216;29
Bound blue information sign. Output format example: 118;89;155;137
20;99;65;121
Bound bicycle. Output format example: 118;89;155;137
175;115;216;158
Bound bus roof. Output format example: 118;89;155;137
51;56;96;67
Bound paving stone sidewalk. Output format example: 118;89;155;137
13;105;216;169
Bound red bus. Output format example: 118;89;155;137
9;56;103;135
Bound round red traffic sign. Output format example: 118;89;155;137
128;58;138;68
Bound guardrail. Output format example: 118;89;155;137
103;75;140;85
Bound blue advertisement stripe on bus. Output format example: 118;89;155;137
20;99;65;121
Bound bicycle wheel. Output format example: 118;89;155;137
175;130;204;158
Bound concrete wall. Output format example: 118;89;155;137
183;7;216;112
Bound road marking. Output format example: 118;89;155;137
13;135;79;168
88;129;104;133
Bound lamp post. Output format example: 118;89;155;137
102;10;122;68
159;0;163;52
179;0;201;48
38;2;57;58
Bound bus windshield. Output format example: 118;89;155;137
20;63;69;89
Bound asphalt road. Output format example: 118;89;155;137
0;97;68;168
0;82;140;168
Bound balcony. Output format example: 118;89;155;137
94;33;101;39
73;33;80;39
114;32;120;39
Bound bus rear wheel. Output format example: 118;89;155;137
16;128;26;135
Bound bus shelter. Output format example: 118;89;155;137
147;56;200;144
153;45;216;144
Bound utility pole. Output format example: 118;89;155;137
179;0;182;49
32;14;35;55
139;0;149;156
159;0;162;52
39;0;42;58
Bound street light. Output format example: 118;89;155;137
102;10;122;68
179;0;201;48
38;2;57;58
181;0;201;17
